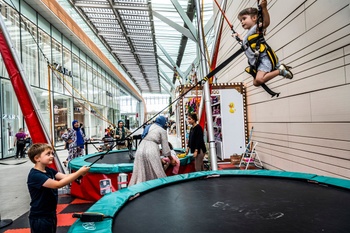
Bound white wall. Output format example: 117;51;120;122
215;0;350;179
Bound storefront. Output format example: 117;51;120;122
0;0;141;159
0;79;22;158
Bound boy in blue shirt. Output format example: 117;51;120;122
27;143;90;233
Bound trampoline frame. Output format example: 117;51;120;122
68;148;194;201
69;148;191;174
68;170;350;233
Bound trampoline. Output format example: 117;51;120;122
68;149;195;201
68;170;350;233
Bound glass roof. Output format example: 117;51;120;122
64;0;214;95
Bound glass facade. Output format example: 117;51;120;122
0;0;141;159
0;79;21;157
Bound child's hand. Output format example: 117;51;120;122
260;0;267;9
232;32;242;41
79;166;90;176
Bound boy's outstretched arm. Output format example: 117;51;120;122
43;166;90;189
260;0;270;29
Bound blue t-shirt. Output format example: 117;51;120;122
27;167;58;217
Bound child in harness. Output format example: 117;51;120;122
233;0;293;88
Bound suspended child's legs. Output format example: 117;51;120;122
253;54;293;86
254;66;293;86
254;70;279;86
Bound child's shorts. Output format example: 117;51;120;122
258;54;280;73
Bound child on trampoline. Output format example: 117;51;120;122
234;0;293;87
27;143;90;233
161;142;180;175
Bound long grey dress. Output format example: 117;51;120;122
128;124;171;186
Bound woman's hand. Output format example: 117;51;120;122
170;159;177;166
193;151;198;158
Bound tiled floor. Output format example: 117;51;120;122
0;195;95;233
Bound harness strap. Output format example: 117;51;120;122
246;33;278;69
245;66;280;98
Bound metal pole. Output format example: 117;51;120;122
194;0;218;170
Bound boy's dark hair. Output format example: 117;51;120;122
27;143;52;163
188;112;198;122
238;7;258;20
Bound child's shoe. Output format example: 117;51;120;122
278;64;293;79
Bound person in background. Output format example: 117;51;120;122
185;113;206;171
98;130;114;152
115;120;131;150
14;128;27;159
24;128;32;154
107;124;115;138
27;143;89;233
63;128;71;151
128;116;177;186
61;120;89;167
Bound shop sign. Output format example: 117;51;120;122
2;114;20;120
53;63;73;77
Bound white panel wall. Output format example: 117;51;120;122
215;0;350;179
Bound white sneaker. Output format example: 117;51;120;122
279;64;293;79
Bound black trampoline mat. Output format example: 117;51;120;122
113;176;350;233
85;151;134;164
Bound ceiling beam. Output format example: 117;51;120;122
152;10;196;42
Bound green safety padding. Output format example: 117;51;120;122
68;148;191;174
68;170;350;233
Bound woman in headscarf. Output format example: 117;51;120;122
128;116;177;186
61;120;88;166
115;120;131;150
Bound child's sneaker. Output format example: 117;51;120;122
278;64;293;79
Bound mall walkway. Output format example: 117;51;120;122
0;133;182;223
